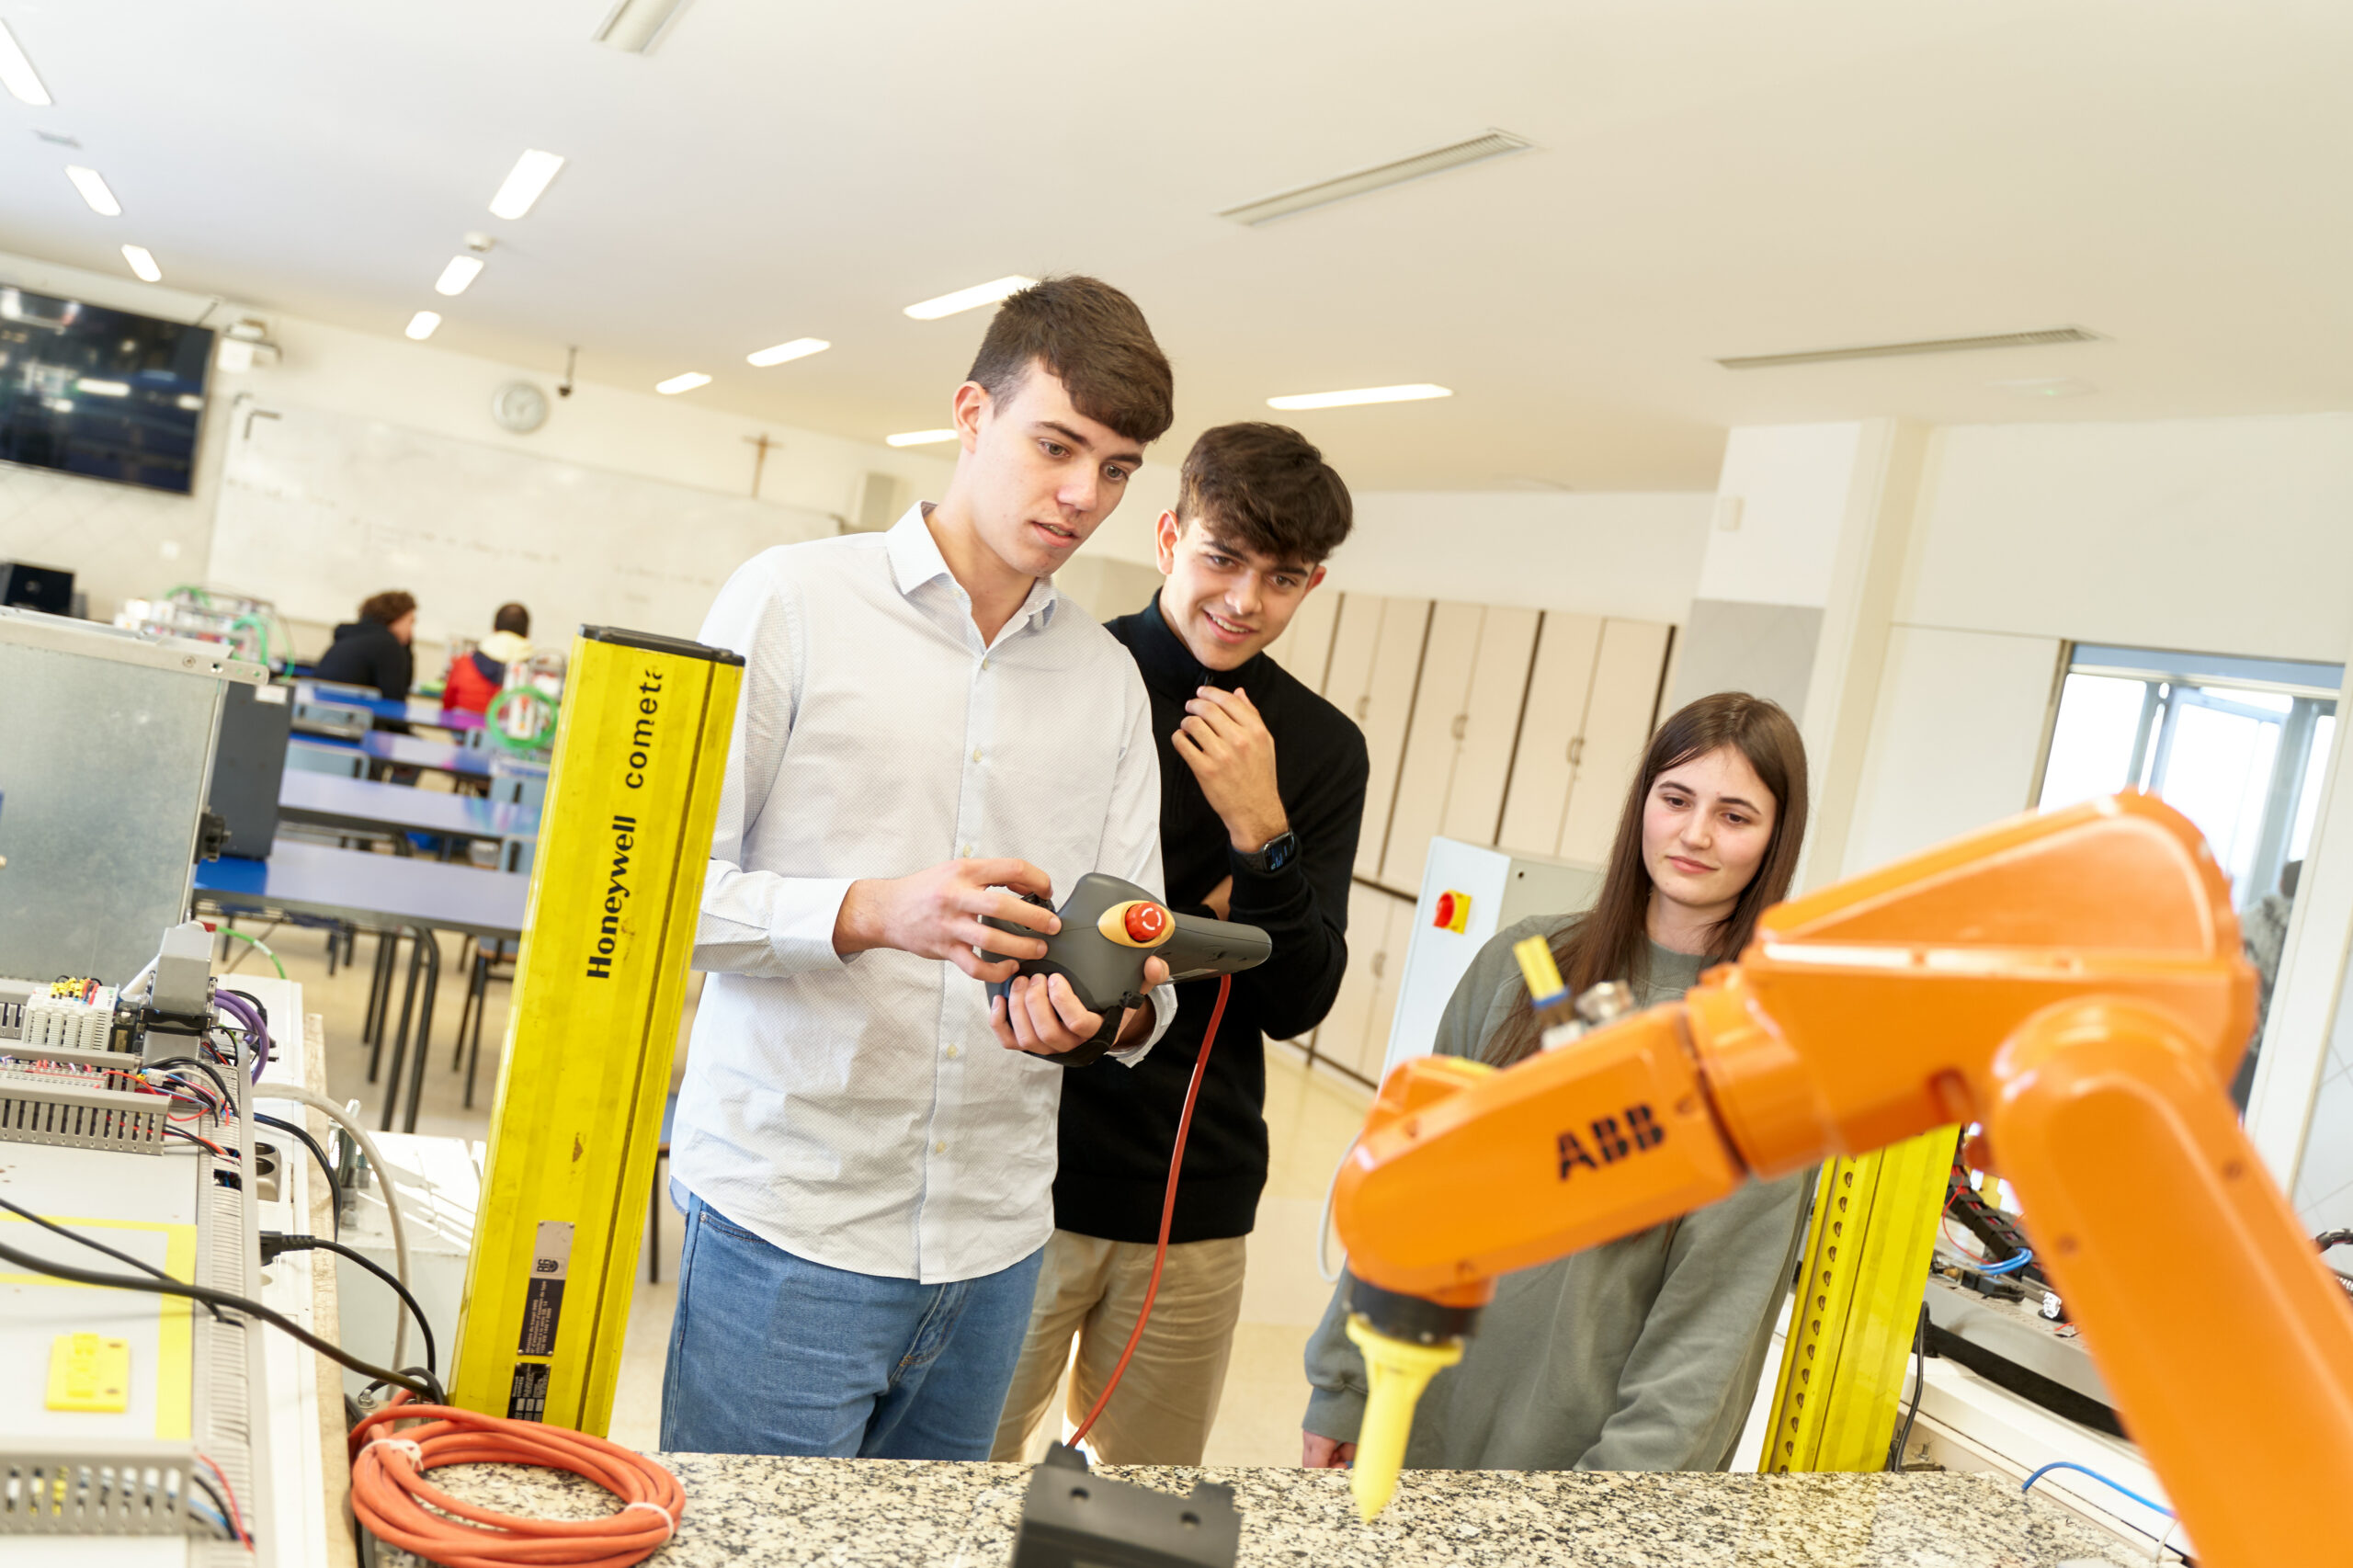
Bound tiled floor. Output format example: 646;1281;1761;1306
261;908;1370;1467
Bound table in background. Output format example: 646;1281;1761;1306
278;770;540;869
361;730;496;785
196;839;527;1131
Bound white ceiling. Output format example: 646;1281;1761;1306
3;0;2349;491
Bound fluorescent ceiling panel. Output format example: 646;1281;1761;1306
0;20;51;106
120;244;161;282
1267;383;1452;410
903;276;1035;321
488;149;566;221
747;336;829;367
885;428;958;447
64;165;120;216
435;256;484;296
655;370;711;394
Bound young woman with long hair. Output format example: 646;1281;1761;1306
1301;691;1813;1473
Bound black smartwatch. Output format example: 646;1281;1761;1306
1233;829;1300;876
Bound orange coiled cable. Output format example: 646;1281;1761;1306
348;1396;686;1568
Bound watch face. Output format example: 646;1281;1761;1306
1264;832;1298;871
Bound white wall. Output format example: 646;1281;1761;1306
0;246;955;627
1844;625;2063;874
1700;422;1865;608
1902;414;2353;662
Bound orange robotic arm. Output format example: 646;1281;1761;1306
1332;793;2353;1565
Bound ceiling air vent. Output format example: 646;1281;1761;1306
594;0;693;53
1717;326;2104;370
1219;131;1533;226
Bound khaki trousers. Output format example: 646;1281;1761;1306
989;1229;1248;1465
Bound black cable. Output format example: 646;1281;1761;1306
2316;1229;2353;1252
262;1233;434;1376
0;1194;227;1322
185;1467;244;1543
225;987;269;1034
254;1114;341;1236
0;1234;442;1404
1885;1301;1930;1471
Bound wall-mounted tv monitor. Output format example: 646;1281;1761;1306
0;284;214;495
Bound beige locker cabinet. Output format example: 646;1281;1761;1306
1495;611;1605;856
1325;596;1434;881
1358;890;1417;1082
1380;602;1483;891
1438;607;1540;855
1264;583;1343;694
1380;604;1540;892
1314;879;1390;1077
1555;619;1674;865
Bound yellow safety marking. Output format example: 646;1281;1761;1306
1761;1126;1954;1473
0;1216;195;1437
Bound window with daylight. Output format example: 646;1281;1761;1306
2036;643;2343;1110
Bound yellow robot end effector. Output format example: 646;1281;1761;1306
1343;1314;1462;1522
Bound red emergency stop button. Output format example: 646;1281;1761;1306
1433;891;1472;933
1125;902;1169;943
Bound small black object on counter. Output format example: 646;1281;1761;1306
1010;1442;1241;1568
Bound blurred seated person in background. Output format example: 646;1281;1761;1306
313;590;415;717
443;602;532;715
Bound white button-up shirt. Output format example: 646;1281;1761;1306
671;506;1172;1283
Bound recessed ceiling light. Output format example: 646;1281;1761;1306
885;428;959;447
747;337;830;368
64;165;120;217
655;371;711;395
119;244;161;283
903;276;1036;321
1267;383;1452;411
435;256;484;296
489;149;566;221
405;311;442;341
0;21;52;107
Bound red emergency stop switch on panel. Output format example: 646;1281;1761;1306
1125;902;1169;943
1432;891;1472;932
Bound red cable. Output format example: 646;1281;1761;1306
194;1451;250;1546
1066;973;1232;1449
348;1395;685;1567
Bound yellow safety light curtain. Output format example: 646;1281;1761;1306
1760;1126;1956;1472
450;626;742;1434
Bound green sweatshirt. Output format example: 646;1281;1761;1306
1302;915;1813;1471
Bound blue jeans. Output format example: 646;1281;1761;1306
659;1187;1046;1460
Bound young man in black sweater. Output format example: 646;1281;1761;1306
992;423;1368;1463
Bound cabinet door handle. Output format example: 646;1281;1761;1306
1355;695;1372;722
1567;736;1586;767
1450;713;1468;742
1370;951;1386;979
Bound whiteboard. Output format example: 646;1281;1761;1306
210;403;840;645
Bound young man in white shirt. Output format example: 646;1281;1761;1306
663;277;1178;1460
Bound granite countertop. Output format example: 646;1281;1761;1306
379;1454;2137;1566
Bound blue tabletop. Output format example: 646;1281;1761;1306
196;839;528;938
362;731;495;778
296;679;409;723
278;772;540;841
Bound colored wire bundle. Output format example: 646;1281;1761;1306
348;1397;684;1567
212;987;273;1081
1066;974;1232;1449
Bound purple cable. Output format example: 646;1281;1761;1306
212;989;271;1083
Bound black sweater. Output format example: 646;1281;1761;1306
313;619;414;706
1051;592;1369;1244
